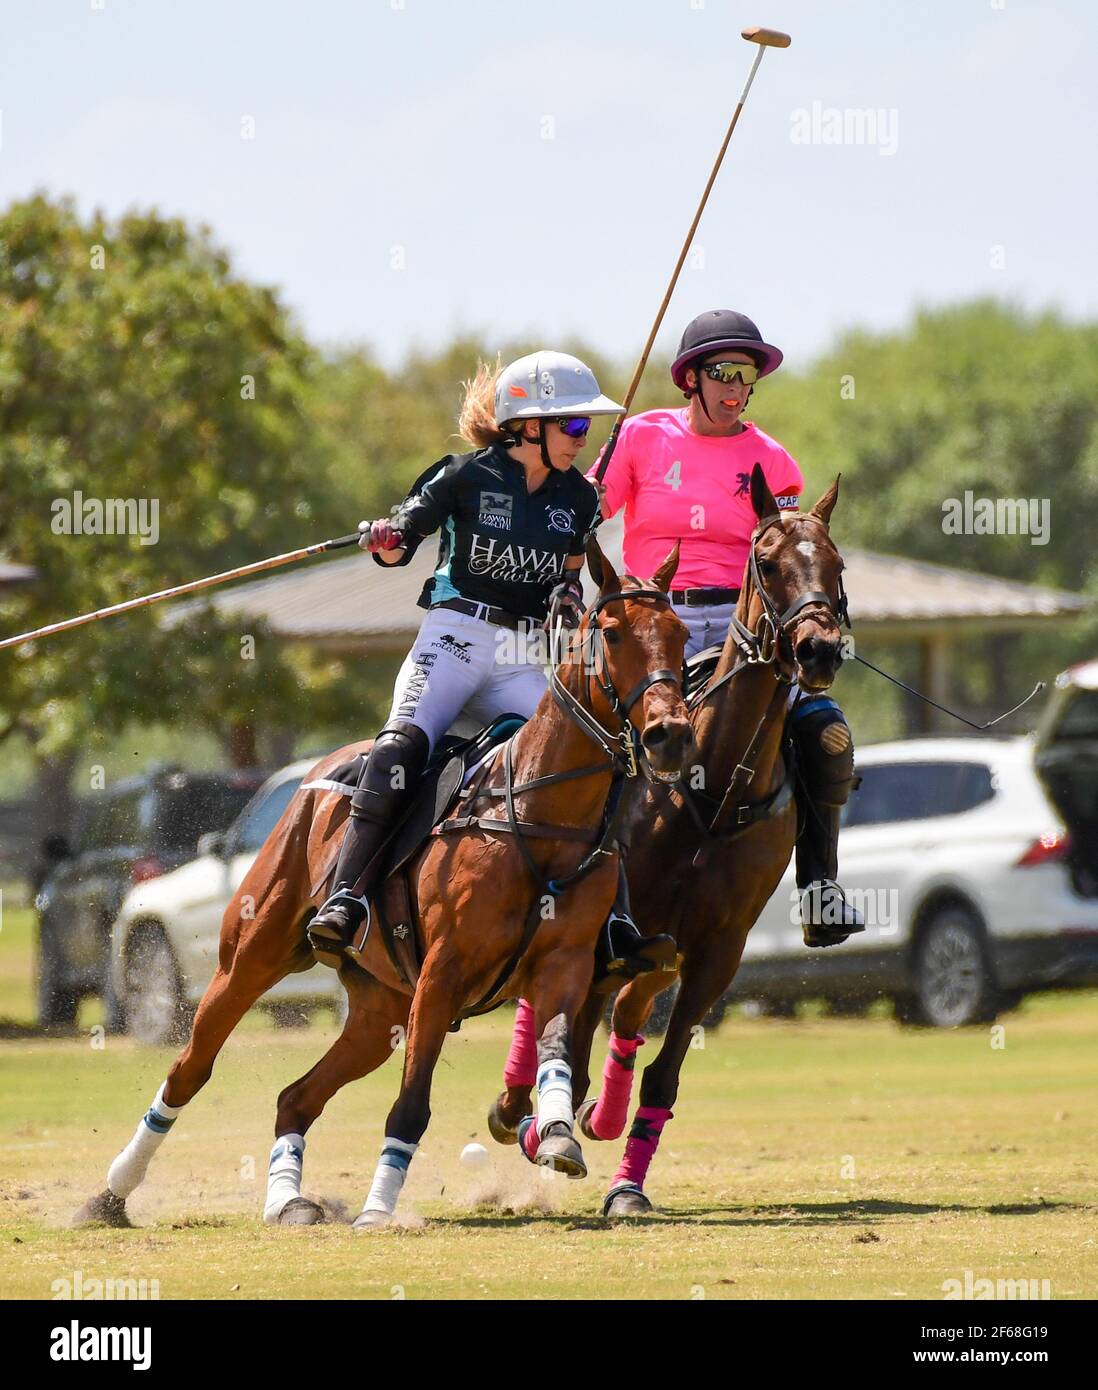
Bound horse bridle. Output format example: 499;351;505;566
549;586;682;781
727;511;850;670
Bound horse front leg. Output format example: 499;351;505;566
602;938;745;1218
73;901;307;1228
575;967;678;1143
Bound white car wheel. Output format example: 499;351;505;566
123;925;191;1045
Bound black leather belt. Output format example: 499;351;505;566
435;598;536;630
670;587;740;607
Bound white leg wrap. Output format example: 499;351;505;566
263;1133;306;1224
106;1082;184;1198
535;1059;574;1137
362;1137;417;1216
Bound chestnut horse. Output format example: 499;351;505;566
489;468;850;1216
75;538;692;1230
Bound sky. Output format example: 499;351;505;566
1;0;1095;372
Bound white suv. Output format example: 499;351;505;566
110;760;340;1042
732;736;1098;1026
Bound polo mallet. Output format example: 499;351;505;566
594;24;791;487
0;530;363;652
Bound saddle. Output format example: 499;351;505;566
319;714;527;990
684;644;724;700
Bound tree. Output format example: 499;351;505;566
0;195;360;824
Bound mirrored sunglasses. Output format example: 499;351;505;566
701;360;760;386
552;416;592;438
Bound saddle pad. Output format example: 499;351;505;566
383;756;466;879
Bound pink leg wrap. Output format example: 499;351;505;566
503;998;538;1090
589;1033;644;1140
611;1105;673;1192
522;1115;540;1161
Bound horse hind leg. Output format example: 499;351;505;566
487;998;537;1145
266;970;410;1226
74;853;314;1227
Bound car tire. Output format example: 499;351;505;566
906;904;1002;1028
121;923;195;1046
36;942;80;1030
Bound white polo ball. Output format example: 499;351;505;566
460;1142;489;1170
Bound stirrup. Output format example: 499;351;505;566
308;890;370;967
598;914;678;984
800;879;865;948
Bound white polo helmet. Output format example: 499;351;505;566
495;350;623;425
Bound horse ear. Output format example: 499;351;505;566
651;540;680;594
585;534;620;594
750;462;780;522
810;474;841;527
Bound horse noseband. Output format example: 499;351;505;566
586;587;683;718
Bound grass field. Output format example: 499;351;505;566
1;896;1095;1300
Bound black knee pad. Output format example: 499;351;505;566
790;705;858;807
351;721;430;820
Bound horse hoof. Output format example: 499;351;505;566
351;1209;392;1232
575;1098;602;1143
277;1197;325;1226
73;1190;131;1229
602;1185;654;1219
487;1095;528;1146
535;1126;587;1180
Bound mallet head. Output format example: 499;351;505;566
741;26;792;48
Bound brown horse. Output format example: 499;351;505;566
75;538;693;1230
488;467;850;1216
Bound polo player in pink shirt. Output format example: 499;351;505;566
592;309;864;947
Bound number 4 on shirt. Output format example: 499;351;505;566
664;460;683;492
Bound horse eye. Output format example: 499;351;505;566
758;558;779;578
601;627;621;646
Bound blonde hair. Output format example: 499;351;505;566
458;356;516;448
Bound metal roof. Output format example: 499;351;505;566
0;562;36;588
164;514;1091;652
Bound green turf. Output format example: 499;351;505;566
1;992;1095;1300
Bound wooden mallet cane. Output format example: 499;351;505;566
593;25;791;488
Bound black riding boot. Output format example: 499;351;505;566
308;722;430;968
796;798;865;948
594;855;678;987
788;699;865;949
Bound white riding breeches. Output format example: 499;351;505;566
386;606;549;751
675;601;738;661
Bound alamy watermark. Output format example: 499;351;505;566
51;491;160;545
941;492;1049;545
790;102;898;156
51;1269;160;1300
789;884;898;933
941;1268;1051;1300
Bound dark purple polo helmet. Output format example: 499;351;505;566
670;309;784;393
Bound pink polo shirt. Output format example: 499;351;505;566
590;410;804;589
